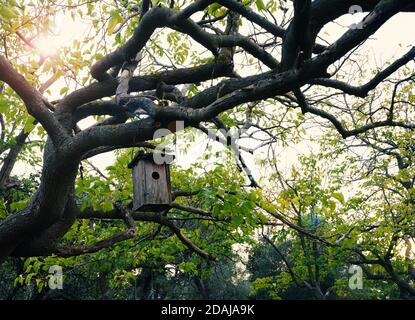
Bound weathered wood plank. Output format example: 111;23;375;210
132;157;172;212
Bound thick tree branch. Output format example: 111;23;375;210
59;60;234;114
281;0;313;71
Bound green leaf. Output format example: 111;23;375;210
0;99;7;113
332;192;345;204
107;12;122;35
255;0;266;11
10;199;29;212
328;200;336;211
59;87;69;95
207;3;222;15
23;117;36;134
0;6;18;20
258;212;268;224
101;201;114;212
25;273;34;285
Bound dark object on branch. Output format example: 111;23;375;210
128;152;172;212
122;96;158;117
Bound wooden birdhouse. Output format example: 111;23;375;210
128;152;172;212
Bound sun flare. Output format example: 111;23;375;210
34;35;58;57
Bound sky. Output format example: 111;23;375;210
12;6;415;182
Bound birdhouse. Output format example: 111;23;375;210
128;152;172;212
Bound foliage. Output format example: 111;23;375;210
0;0;414;300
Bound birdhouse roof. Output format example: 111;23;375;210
127;152;174;168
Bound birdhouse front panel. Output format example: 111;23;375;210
132;158;172;212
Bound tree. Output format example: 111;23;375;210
255;114;415;299
0;0;415;299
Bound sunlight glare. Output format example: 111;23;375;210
35;34;58;57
